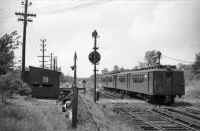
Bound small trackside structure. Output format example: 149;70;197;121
24;66;61;98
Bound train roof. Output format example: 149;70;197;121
102;65;179;76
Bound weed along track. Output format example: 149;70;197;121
113;104;198;131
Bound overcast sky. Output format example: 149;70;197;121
0;0;200;77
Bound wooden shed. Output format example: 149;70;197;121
24;66;61;98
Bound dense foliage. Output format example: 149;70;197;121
0;71;32;103
0;31;31;104
192;52;200;78
0;31;20;75
145;50;162;65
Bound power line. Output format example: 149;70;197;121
37;39;50;69
162;54;194;64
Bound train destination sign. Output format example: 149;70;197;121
89;51;101;64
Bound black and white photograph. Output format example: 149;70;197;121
0;0;200;130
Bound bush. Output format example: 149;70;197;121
0;71;32;103
18;82;32;96
185;79;200;98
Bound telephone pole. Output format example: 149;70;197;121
38;39;49;69
72;52;78;128
53;56;58;71
15;0;36;78
50;53;53;70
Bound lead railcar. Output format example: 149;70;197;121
101;65;185;104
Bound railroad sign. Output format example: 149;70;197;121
89;51;101;64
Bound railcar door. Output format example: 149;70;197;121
166;71;173;95
113;75;117;88
127;73;130;89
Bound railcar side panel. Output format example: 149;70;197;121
116;75;128;90
129;72;149;94
148;72;154;95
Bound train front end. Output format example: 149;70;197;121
153;67;185;103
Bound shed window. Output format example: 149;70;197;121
42;76;49;83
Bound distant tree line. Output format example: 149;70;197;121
60;72;74;84
100;49;200;80
192;52;200;77
101;50;162;74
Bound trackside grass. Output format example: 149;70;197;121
0;99;47;131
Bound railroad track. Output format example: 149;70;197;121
113;105;198;131
183;107;200;118
152;107;200;130
100;90;121;99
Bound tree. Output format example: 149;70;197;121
177;63;186;70
144;50;162;66
138;62;146;68
192;52;200;77
113;65;119;72
119;67;125;72
0;31;20;75
0;31;20;103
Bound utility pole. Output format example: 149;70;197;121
50;53;53;70
55;56;58;70
15;0;36;79
72;52;78;128
38;39;49;69
53;57;57;71
53;56;58;71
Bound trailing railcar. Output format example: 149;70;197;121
101;65;185;104
24;66;61;99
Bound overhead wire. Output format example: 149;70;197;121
162;54;194;64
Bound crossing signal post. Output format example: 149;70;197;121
15;0;36;79
89;30;101;103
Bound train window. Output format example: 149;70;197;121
101;77;106;82
132;74;144;83
119;77;125;83
108;77;112;82
104;76;112;82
